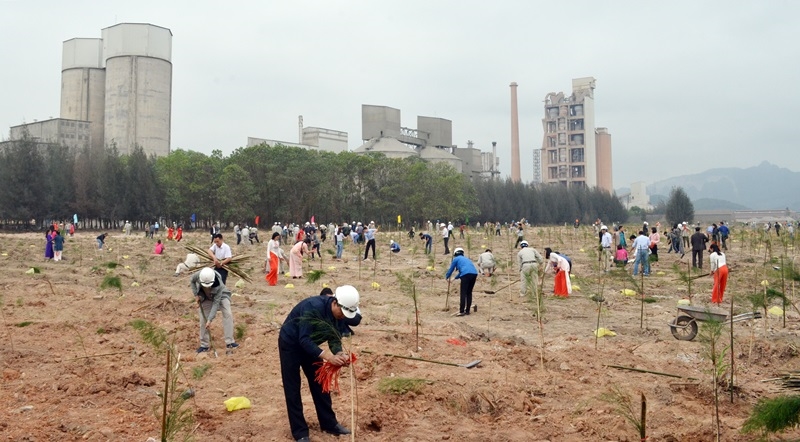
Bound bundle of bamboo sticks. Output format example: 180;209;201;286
184;245;253;283
764;370;800;391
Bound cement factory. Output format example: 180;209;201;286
3;22;613;189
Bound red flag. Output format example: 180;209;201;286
255;216;260;226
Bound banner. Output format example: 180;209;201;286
191;213;196;223
255;216;260;226
397;215;401;224
73;214;78;224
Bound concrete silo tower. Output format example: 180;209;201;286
61;38;105;150
102;23;172;156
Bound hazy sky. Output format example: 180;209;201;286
2;1;799;188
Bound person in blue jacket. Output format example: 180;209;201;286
445;247;478;316
279;286;361;442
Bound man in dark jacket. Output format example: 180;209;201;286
690;227;709;269
279;286;361;442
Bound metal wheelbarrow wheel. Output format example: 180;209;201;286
670;315;698;341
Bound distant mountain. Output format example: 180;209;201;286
648;162;800;210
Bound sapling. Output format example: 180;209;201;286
742;395;800;438
600;385;646;440
130;319;195;442
698;317;729;442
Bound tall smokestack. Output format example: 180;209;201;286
492;141;497;180
298;115;304;143
510;82;521;182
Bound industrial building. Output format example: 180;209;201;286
247;116;349;153
355;104;499;178
618;181;651;210
6;118;91;149
6;23;172;156
539;77;613;192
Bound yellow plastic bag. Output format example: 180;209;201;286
594;328;617;337
285;283;295;289
571;284;581;291
621;289;637;296
426;266;434;271
656;271;665;276
760;280;769;287
327;266;336;270
677;299;691;306
235;280;246;288
224;396;251;412
579;248;585;252
768;306;784;317
371;282;380;289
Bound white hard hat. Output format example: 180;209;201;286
454;247;465;256
199;268;216;287
520;240;528;247
335;285;360;319
601;225;608;230
389;240;394;245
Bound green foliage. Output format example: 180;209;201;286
742;395;800;436
104;261;119;269
14;321;33;327
664;187;695;227
378;377;430;395
130;319;168;351
96;327;107;334
306;270;326;284
192;364;212;380
100;275;122;293
234;323;247;341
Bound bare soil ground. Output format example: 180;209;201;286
1;226;799;441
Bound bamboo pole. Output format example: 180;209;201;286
605;364;698;380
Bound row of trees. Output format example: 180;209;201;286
0;139;626;229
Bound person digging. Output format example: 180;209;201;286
191;267;239;354
445;247;478;316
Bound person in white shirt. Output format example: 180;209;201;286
477;249;496;277
208;234;233;284
174;253;201;276
600;225;613;272
265;232;288;286
441;223;450;255
709;244;728;304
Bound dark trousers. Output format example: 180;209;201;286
692;250;703;269
459;273;477;314
443;237;450;254
216;267;229;285
425;240;432;254
364;239;376;259
236;233;241;245
278;339;338;440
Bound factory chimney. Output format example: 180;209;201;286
298;115;304;143
510;82;521;182
492;141;497;180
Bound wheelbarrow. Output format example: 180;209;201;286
668;305;762;341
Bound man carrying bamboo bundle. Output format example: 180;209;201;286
209;234;233;284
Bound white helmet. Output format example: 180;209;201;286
520;240;528;247
454;247;465;256
601;225;608;230
335;285;360;319
199;268;216;287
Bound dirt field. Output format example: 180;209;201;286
1;226;799;441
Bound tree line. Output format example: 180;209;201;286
0;138;627;230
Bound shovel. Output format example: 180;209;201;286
689;273;710;281
445;279;451;310
483;279;518;294
365;350;481;369
198;300;219;358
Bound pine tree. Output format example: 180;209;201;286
665;187;694;226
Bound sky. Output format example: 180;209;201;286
2;1;799;189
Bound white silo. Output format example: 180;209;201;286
102;23;172;156
61;38;105;150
